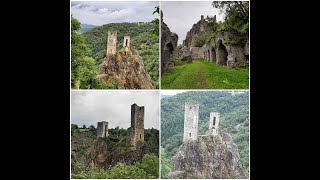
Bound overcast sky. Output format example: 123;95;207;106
161;1;224;45
71;91;159;129
71;1;159;25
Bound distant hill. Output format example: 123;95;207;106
79;24;96;33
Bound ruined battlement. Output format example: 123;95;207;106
106;31;117;55
97;121;108;138
129;103;145;147
183;103;199;142
209;112;220;136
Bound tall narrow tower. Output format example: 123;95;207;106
123;36;130;52
106;31;117;55
209;112;220;136
130;103;145;147
183;103;199;142
97;121;109;138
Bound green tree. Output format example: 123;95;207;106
71;16;100;89
212;1;249;32
82;125;86;129
139;154;159;177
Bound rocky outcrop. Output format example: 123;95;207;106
168;130;248;179
87;137;149;169
98;49;153;89
183;15;209;47
161;11;178;73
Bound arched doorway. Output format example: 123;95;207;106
207;49;210;61
211;47;216;63
217;40;228;65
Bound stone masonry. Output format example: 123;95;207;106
183;103;199;142
97;121;108;138
106;31;117;55
129;103;145;147
209;112;220;136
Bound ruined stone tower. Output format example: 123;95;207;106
106;31;117;55
183;103;199;142
209;112;220;136
97;121;108;138
123;36;130;48
201;15;204;21
129;103;144;147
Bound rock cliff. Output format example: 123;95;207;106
87;137;149;169
98;49;153;89
183;16;209;47
168;130;248;179
161;11;178;73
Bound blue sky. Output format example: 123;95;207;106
71;1;159;25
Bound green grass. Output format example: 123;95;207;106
161;59;249;89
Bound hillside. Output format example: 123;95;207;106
160;91;249;178
80;24;96;33
82;22;159;88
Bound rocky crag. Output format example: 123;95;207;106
168;129;248;179
183;15;209;47
161;11;178;73
98;49;153;89
87;137;149;169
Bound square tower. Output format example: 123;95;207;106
130;103;144;146
123;36;130;48
209;112;220;136
106;31;117;55
97;121;109;138
183;103;199;142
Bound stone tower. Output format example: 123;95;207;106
106;31;117;55
129;103;144;147
209;112;220;136
97;121;108;138
201;15;204;21
123;36;130;48
183;103;199;142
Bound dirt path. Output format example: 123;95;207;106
195;62;210;88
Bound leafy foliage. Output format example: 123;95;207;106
71;17;101;89
161;91;249;177
212;1;249;33
131;32;159;88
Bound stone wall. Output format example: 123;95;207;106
183;103;199;142
107;31;117;55
161;11;178;73
97;121;108;138
201;30;249;68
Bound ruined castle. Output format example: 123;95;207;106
183;103;220;142
96;103;145;148
106;31;131;56
99;31;153;89
178;15;249;69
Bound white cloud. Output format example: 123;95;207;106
71;1;159;25
161;1;224;45
71;90;160;129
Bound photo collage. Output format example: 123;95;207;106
71;0;249;179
